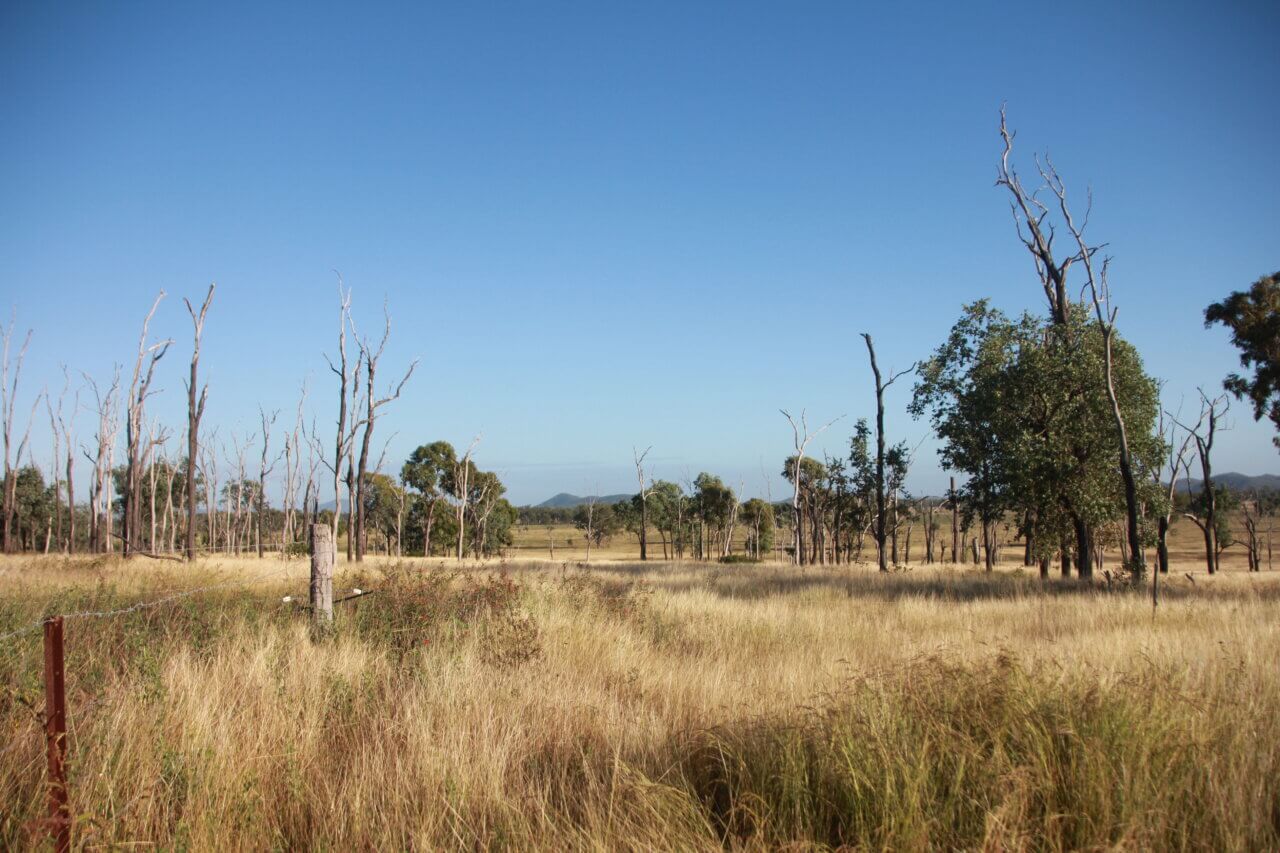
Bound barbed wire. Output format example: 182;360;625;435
0;562;303;648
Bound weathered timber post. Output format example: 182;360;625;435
310;522;334;639
43;616;70;853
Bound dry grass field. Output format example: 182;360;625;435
507;509;1269;572
2;539;1279;850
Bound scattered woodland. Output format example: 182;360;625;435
3;113;1279;592
2;113;1280;849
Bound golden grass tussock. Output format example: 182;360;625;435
2;554;1280;850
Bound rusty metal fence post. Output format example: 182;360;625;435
43;616;70;853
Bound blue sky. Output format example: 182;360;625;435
2;0;1277;505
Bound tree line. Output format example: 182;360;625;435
1;109;1278;584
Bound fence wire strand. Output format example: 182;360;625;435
0;562;302;649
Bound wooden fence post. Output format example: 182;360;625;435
310;523;334;639
43;616;70;853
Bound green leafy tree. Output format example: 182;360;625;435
573;501;620;554
739;497;775;559
693;473;736;559
360;472;407;554
8;466;53;551
401;441;456;556
1205;272;1280;448
913;301;1163;578
781;456;826;563
646;480;684;559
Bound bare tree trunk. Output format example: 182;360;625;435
325;281;356;554
949;477;959;565
1181;394;1227;575
183;285;213;560
1;320;34;553
1074;516;1093;580
201;441;217;553
862;335;911;573
455;437;479;561
82;370;121;554
148;422;158;551
46;386;64;551
781;410;837;567
123;293;173;558
353;309;416;562
634;446;651;560
257;407;278;559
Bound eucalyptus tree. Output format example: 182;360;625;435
633;445;652;560
402;440;456;557
646;479;684;559
780;410;839;565
740;498;775;560
692;473;736;559
997;108;1151;580
911;301;1026;572
781;455;825;563
1205;271;1280;447
913;301;1163;579
466;469;507;557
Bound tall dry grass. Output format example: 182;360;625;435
2;555;1279;850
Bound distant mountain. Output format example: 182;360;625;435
1175;472;1280;493
536;492;632;508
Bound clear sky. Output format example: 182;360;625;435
1;0;1277;505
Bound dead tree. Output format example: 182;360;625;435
634;445;652;560
224;432;253;554
344;349;364;561
454;436;480;560
1042;165;1146;580
722;478;743;559
997;107;1072;329
257;407;280;558
1154;403;1197;577
997;108;1090;575
45;376;67;551
199;431;219;552
82;369;121;553
56;368;79;553
862;333;912;573
182;284;214;560
353;306;417;562
1179;392;1229;574
322;280;364;559
281;382;308;551
146;420;172;551
1;317;34;553
920;497;937;564
1242;495;1262;572
582;490;597;563
123;293;173;558
780;409;838;566
160;441;179;553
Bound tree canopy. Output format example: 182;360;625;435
1205;272;1280;449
